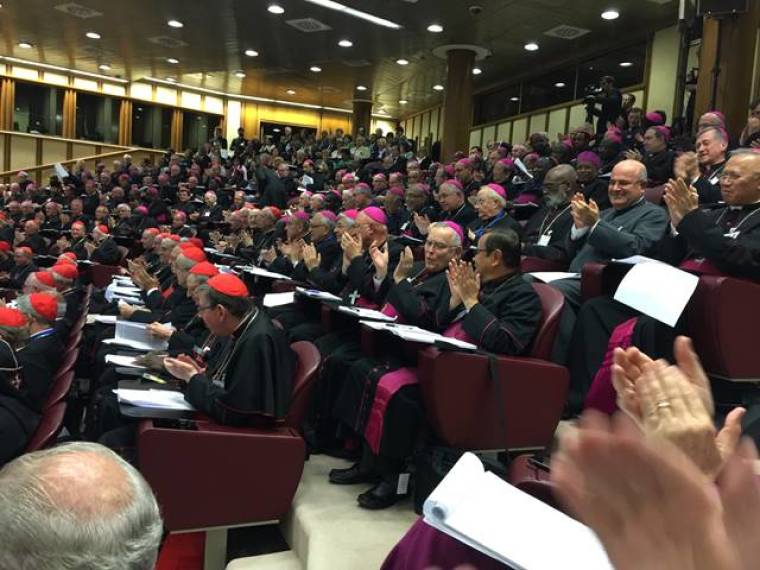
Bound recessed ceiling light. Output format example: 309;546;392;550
555;82;566;88
310;65;322;72
167;58;179;64
86;32;101;40
98;64;111;71
396;58;409;65
427;23;444;33
472;67;482;75
601;9;620;20
17;42;33;49
235;71;246;78
398;99;408;105
167;19;183;28
338;39;353;48
433;84;444;91
166;77;176;83
303;0;401;29
286;89;296;95
245;49;259;57
510;96;520;102
524;42;539;51
356;85;367;91
619;61;633;67
267;4;285;14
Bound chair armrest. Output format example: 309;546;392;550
580;262;608;300
272;280;298;294
520;256;568;273
418;347;569;450
137;421;305;531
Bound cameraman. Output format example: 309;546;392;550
585;76;623;137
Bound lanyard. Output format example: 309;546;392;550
538;205;571;236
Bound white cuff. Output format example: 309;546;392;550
570;225;590;240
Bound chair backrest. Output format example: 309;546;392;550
283;341;321;431
57;347;79;376
645;184;665;205
90;264;122;288
528;283;565;361
25;401;66;452
117;246;130;266
44;370;74;410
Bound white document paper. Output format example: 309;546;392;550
263;292;296;307
423;453;612;570
360;321;478;350
94;315;118;325
295;287;342;302
103;321;169;351
54;163;69;180
337;305;397;322
529;272;580;283
115;388;195;411
611;255;664;265
514;157;534;180
614;262;699;327
241;265;292;281
105;354;147;368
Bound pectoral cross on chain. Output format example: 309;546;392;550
348;290;360;305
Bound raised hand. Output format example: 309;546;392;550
302;243;321;271
369;240;389;280
413;213;431;236
446;259;463;310
454;260;481;310
393;246;414;283
664;177;699;227
341;232;362;261
570;193;599;229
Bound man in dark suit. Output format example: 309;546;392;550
6;247;37;290
259;163;290;209
523;164;575;264
88;225;121;266
17;220;48;255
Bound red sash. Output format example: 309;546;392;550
679;258;726;277
364;367;419;455
584;317;638;414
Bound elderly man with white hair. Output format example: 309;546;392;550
467;183;522;244
0;442;162;569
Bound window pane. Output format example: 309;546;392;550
577;43;647;97
14;82;63;136
76;92;119;143
521;68;577;113
182;111;222;151
474;85;521;126
131;104;173;149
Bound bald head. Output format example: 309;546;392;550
720;151;760;205
609;159;647;209
0;442;161;569
543;164;578;206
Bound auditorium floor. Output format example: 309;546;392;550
226;454;418;570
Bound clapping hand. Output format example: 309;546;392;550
447;259;480;310
413;213;431;236
341;232;362;261
624;148;643;162
664;177;699;227
393;246;414;283
570;193;599;229
164;354;205;383
369;240;389;280
302;243;321;271
261;246;277;264
240;230;253;247
146;322;175;340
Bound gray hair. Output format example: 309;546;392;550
479;186;507;208
16;293;61;325
175;253;198;272
429;222;463;247
0;442;162;570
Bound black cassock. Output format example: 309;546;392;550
185;308;295;425
0;340;37;466
334;271;541;464
567;203;760;414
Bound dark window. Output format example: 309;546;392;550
577;44;647;98
182;111;222;151
260;122;317;146
13;82;64;136
76;92;119;143
131;104;173;149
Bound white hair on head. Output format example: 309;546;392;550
479;187;507;208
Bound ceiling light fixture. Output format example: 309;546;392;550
267;4;285;14
338;39;353;47
524;42;539;51
235;71;246;78
286;89;296;95
303;0;401;29
555;82;566;88
396;58;409;65
427;24;443;33
167;19;183;28
510;96;520;102
398;99;408;104
244;49;259;57
619;61;633;67
98;64;111;71
86;32;101;40
17;42;33;49
167;58;179;64
309;65;322;72
356;85;367;91
433;84;444;91
601;9;620;20
472;67;482;75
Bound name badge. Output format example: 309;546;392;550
537;234;551;247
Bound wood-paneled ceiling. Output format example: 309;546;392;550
0;0;679;117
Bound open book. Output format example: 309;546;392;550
102;321;169;352
423;453;612;570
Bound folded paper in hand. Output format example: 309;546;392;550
613;262;699;327
114;388;195;411
423;453;612;570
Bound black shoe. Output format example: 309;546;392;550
328;463;379;485
357;481;405;510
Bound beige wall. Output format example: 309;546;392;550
645;25;680;120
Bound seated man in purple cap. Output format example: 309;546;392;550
263;211;311;275
402;184;437;240
489;158;517;199
435;180;477;229
383;187;409;236
575;151;611;210
454;158;480;196
467;184;523;244
625;126;675;186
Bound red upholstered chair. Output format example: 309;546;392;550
508;454;563;513
418;283;569;450
645;184;666;205
580;261;634;301
520;255;568;273
271;279;298;293
25;401;66;452
44;370;75;410
90;264;122;289
136;341;320;533
685;276;760;381
57;348;79;377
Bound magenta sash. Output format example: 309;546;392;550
679;258;726;277
584;317;638;414
380;302;406;324
364;367;419;455
355;296;378;310
442;321;477;344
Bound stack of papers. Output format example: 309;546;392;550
241;265;292;281
105;281;144;304
263;292;296;307
361;321;477;350
529;272;580;283
86;314;118;325
337;305;397;322
102;321;169;351
105;354;147;368
115;388;195;411
295;287;342;302
423;453;612;569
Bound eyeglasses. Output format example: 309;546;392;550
424;240;456;251
719;172;741;182
197;304;216;313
